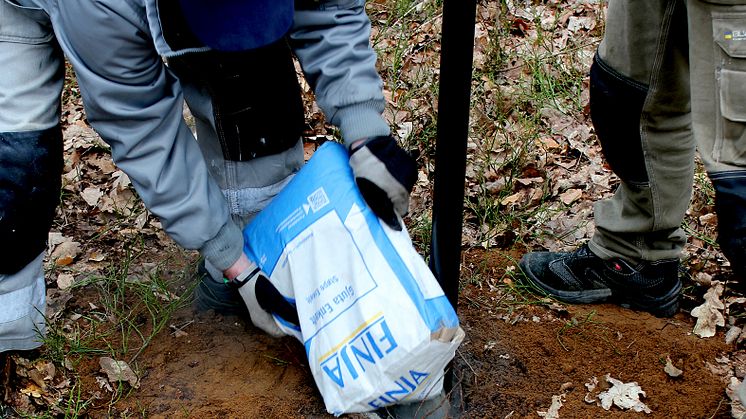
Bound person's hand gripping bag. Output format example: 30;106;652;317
240;142;464;415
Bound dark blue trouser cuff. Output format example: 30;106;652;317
710;170;746;276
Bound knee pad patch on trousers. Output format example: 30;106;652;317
0;127;62;275
711;171;746;276
590;53;650;185
168;38;304;162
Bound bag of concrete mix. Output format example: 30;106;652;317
240;141;464;415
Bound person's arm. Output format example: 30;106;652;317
291;1;417;229
52;2;243;274
290;0;391;146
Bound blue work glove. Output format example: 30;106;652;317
229;263;299;337
348;136;417;230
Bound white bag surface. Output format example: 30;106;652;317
243;142;464;415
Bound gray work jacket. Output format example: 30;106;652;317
15;0;390;271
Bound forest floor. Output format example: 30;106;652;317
3;1;746;418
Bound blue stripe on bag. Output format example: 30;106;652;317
360;210;459;332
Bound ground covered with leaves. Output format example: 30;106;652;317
3;0;746;418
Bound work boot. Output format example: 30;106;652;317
519;244;681;317
379;392;451;419
193;261;248;317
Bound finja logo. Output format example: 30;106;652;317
366;370;431;409
319;315;433;407
320;316;398;388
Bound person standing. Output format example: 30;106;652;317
520;0;746;318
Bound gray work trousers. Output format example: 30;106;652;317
0;0;300;351
0;0;59;351
588;0;746;275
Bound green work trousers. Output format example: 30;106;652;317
589;0;746;273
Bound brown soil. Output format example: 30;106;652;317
112;311;327;418
455;249;732;419
46;248;734;418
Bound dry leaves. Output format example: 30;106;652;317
559;189;582;205
537;394;564;418
664;356;683;378
11;356;72;411
99;357;139;389
597;375;651;414
48;239;81;267
81;186;103;206
691;282;725;338
727;377;746;419
56;273;75;290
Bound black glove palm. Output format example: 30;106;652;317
348;136;417;230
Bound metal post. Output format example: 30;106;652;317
430;0;477;311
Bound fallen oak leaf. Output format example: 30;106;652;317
567;16;596;32
57;273;75;290
699;213;717;226
27;369;48;391
80;186;103;206
63;123;107;150
99;357;139;388
110;170;131;190
694;272;713;286
500;191;524;207
691;282;725;338
539;136;561;149
516;177;543;186
664;356;683;378
726;326;742;345
559;188;582;205
597;374;651;414
134;211;148;229
537;394;564;419
47;232;70;254
49;241;81;266
87;155;117;174
726;377;746;419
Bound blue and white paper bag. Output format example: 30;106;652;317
243;142;464;414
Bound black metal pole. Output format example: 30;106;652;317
430;0;477;311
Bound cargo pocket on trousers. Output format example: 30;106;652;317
712;12;746;166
